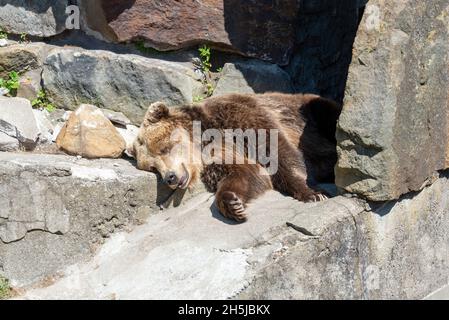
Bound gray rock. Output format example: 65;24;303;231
101;109;131;127
116;125;139;158
15;173;449;300
42;48;203;125
213;61;294;96
335;0;449;201
17;69;42;101
32;109;54;145
0;96;40;150
0;0;69;37
0;152;205;285
0;132;19;151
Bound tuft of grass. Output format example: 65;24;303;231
0;276;11;300
0;71;20;96
32;89;56;112
193;44;216;102
0;27;7;40
19;32;28;43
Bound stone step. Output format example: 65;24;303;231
15;172;449;299
0;151;202;286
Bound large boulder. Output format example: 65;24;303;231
0;0;69;37
79;0;300;66
0;152;205;286
335;0;449;201
0;97;39;151
213;60;293;96
42;48;202;125
56;104;126;159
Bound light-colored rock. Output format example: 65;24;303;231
16;173;449;300
0;152;204;286
101;109;131;127
17;69;42;101
0;132;19;151
32;109;54;145
56;104;126;159
116;125;138;158
0;0;69;37
0;96;39;150
335;1;449;201
213;61;294;96
42;48;202;125
0;39;7;47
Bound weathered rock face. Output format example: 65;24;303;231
335;0;449;201
0;97;39;151
287;0;367;102
42;48;202;125
0;43;51;78
0;0;69;37
14;173;449;299
56;104;126;159
213;60;293;96
0;152;205;286
17;69;43;101
80;0;300;66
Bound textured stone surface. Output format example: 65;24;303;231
80;0;300;66
336;0;449;201
0;0;69;37
0;97;39;150
287;0;367;102
0;43;51;78
42;48;202;125
32;109;54;145
17;69;42;101
9;172;449;299
213;60;293;96
56;104;126;159
0;152;204;285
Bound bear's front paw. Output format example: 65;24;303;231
217;191;248;222
294;191;328;203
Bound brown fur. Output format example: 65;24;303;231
133;93;342;222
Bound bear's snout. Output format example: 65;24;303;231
164;171;179;186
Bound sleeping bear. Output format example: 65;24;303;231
133;93;341;222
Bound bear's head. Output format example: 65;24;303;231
133;102;201;190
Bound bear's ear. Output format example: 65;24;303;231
143;102;169;126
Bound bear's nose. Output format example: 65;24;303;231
164;171;178;186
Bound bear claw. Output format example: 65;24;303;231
220;191;248;222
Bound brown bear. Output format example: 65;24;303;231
133;93;341;222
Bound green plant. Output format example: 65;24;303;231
0;71;20;96
32;90;56;112
193;95;204;103
194;45;216;101
198;45;212;73
19;32;28;43
0;276;11;300
0;27;7;40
